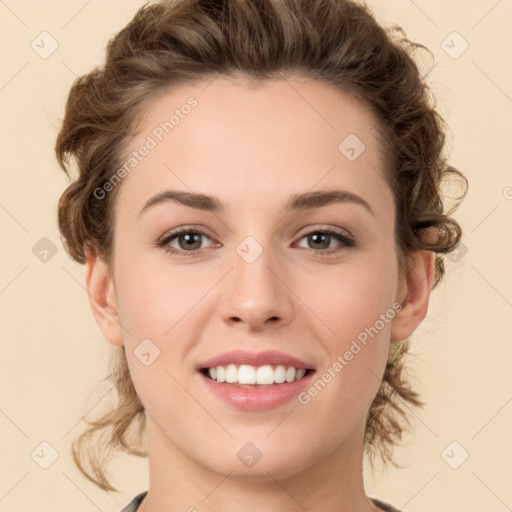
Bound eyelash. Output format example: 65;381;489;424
156;227;355;258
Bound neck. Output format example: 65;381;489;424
139;415;381;512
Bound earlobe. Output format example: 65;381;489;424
390;249;436;343
85;245;124;347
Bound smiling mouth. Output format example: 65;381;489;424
199;364;315;386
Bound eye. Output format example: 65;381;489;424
295;229;354;255
157;226;355;258
157;228;214;257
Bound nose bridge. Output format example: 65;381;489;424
217;232;293;329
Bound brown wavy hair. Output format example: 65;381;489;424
55;0;468;492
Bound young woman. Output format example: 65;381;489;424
54;1;467;511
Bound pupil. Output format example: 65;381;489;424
311;233;328;249
182;233;200;249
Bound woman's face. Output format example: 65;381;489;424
98;75;414;479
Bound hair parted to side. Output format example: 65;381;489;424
55;0;468;492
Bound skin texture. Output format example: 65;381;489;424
85;75;435;512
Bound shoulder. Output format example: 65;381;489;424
119;491;148;512
371;497;403;512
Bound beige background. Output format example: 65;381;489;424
1;0;511;511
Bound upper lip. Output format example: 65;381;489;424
197;349;316;371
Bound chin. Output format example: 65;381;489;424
198;445;314;482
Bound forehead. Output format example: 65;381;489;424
115;75;392;223
133;75;382;158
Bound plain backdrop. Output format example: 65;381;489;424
1;1;511;511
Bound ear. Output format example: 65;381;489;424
390;247;437;343
85;244;124;347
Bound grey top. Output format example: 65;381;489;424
120;491;146;512
120;491;403;512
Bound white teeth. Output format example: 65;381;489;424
205;364;309;385
238;364;256;384
274;365;286;383
225;364;238;383
216;366;226;383
256;365;274;385
295;368;306;380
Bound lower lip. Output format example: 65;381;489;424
199;371;315;411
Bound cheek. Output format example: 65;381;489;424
296;274;394;439
304;256;396;400
112;257;211;393
307;255;397;343
114;257;194;335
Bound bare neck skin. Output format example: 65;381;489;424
138;414;383;512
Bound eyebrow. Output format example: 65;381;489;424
139;188;375;218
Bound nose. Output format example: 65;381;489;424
217;243;293;332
